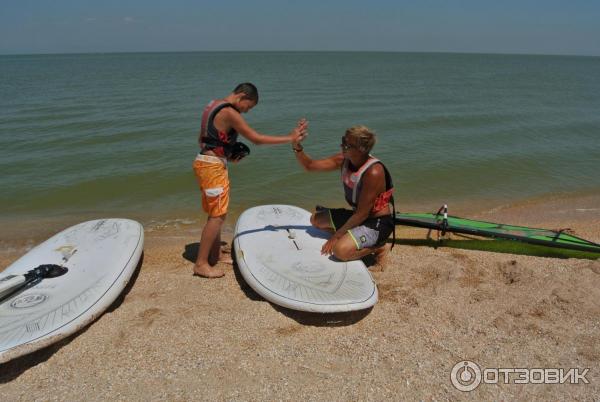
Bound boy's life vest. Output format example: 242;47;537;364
199;100;239;159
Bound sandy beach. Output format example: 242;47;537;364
1;194;599;400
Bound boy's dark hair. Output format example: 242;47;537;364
233;82;259;103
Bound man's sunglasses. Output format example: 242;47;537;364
340;136;356;151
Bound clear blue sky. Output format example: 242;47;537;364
1;0;599;56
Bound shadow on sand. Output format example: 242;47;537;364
182;241;231;264
392;235;600;260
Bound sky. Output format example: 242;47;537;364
1;0;599;56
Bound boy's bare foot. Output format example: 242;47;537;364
193;264;225;278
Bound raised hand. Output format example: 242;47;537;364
290;118;308;145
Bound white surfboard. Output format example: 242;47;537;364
0;219;144;363
233;205;378;313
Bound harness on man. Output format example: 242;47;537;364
341;157;396;249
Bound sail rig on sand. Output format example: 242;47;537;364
394;205;600;254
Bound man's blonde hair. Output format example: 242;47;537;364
345;125;376;153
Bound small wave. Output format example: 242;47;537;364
146;218;197;231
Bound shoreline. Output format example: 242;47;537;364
2;189;600;251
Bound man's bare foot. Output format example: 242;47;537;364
220;243;231;254
218;255;234;265
193;264;225;278
370;245;389;272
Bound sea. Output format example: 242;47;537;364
1;51;599;240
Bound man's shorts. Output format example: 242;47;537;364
193;154;229;217
326;207;394;250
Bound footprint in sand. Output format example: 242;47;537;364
137;307;162;328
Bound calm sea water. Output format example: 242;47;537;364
1;52;599;231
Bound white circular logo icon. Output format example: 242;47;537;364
451;360;482;392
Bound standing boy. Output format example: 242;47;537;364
193;83;307;278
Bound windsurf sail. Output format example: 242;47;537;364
395;205;600;253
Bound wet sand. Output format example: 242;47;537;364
1;195;599;400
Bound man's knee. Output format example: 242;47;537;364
332;241;356;261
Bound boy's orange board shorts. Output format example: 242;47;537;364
193;155;229;217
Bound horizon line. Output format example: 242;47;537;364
1;49;599;58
